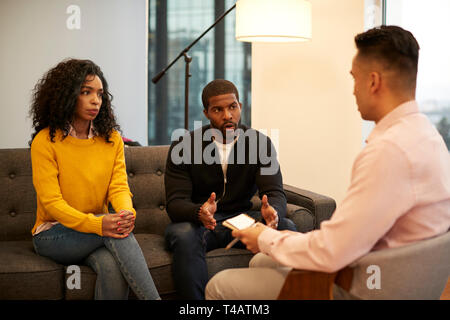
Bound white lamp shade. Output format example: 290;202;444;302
236;0;312;42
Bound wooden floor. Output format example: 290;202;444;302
441;277;450;300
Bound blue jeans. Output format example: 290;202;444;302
164;211;297;299
32;224;160;300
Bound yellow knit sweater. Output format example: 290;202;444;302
31;128;135;236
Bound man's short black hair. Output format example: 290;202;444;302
202;79;240;110
354;25;420;90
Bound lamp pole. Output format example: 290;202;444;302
152;4;236;130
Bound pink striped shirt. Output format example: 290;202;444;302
68;121;96;139
259;100;450;272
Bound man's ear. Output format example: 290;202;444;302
369;71;381;94
203;108;209;120
239;102;242;109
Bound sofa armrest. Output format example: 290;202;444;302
284;184;336;229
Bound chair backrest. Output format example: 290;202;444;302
346;231;450;300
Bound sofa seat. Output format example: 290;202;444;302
0;241;64;299
1;202;315;300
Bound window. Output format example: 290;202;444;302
385;0;450;150
148;0;251;145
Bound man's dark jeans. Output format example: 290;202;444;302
164;211;297;299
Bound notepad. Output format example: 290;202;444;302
223;213;256;231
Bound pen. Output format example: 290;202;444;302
225;222;258;250
225;237;240;250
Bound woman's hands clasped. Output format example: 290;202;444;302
102;210;135;238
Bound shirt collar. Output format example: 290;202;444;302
366;100;419;143
67;121;97;139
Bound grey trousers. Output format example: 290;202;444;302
205;253;292;300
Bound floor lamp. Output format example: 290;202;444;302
151;0;312;130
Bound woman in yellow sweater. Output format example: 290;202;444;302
29;59;160;300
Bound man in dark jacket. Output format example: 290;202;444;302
164;79;296;299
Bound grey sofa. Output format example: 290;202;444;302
0;145;336;299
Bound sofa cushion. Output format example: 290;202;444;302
134;207;171;237
0;148;36;241
125;146;170;236
0;241;64;299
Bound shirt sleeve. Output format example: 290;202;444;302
31;133;104;235
258;140;414;272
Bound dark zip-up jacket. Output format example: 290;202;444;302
164;124;287;223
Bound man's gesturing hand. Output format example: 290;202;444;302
261;195;279;229
199;192;217;230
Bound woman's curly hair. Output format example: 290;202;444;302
29;58;120;145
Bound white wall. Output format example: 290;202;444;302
0;0;148;148
251;0;365;204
